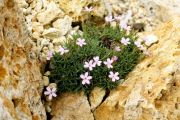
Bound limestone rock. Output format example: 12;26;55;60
32;22;44;33
58;0;86;21
36;1;64;25
52;15;72;36
94;18;180;120
42;28;61;39
58;0;106;21
43;76;49;86
51;92;94;120
0;0;46;119
138;0;180;22
89;87;106;110
52;36;67;45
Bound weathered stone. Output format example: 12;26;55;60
89;87;106;110
0;0;46;119
42;28;61;39
52;15;72;36
44;71;51;76
32;22;44;33
94;18;180;120
138;0;180;22
58;0;106;22
36;1;64;25
51;92;94;120
52;36;66;45
58;0;86;21
43;76;49;86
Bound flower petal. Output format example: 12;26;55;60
44;91;50;95
48;94;53;100
52;93;57;97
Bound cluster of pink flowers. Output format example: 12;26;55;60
133;34;158;56
81;56;120;85
46;37;87;61
46;46;69;60
84;56;102;71
105;10;132;31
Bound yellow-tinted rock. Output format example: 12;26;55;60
94;18;180;120
89;87;106;110
51;92;94;120
0;0;46;119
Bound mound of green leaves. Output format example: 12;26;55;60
49;23;142;94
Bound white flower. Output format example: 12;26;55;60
59;47;69;55
119;20;131;31
80;72;92;85
46;50;54;60
114;15;122;21
114;46;121;52
104;58;113;69
84;60;96;71
121;37;130;45
93;56;102;66
143;34;158;46
105;15;114;23
76;38;86;47
134;41;142;48
108;71;120;82
44;87;57;100
111;56;118;62
84;6;93;12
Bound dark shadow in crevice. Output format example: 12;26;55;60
72;21;82;31
101;89;110;104
46;112;52;120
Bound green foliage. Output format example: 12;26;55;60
49;23;142;95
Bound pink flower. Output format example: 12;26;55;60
80;72;92;85
59;47;69;55
104;58;113;68
105;15;114;23
76;38;86;47
114;46;121;52
44;87;57;100
111;56;118;62
114;15;122;21
121;37;130;45
119;21;131;31
93;56;102;66
46;50;54;60
84;60;96;71
84;6;93;12
108;71;119;82
134;41;142;48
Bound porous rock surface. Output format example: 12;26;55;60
1;0;180;120
0;0;46;119
50;92;94;120
94;18;180;120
